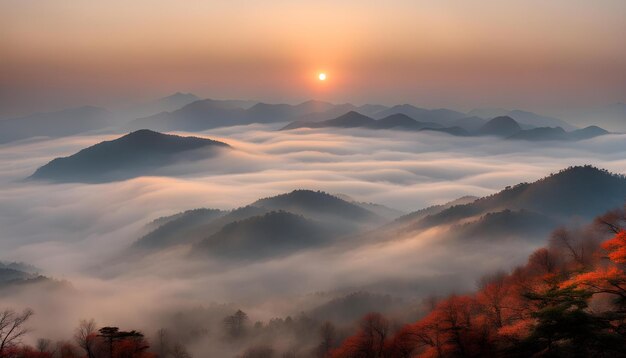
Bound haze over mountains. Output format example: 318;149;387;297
283;112;609;141
134;190;389;259
124;94;620;138
129;166;626;265
2;92;621;148
383;165;626;242
0;94;624;358
132;95;594;137
123;92;202;119
29;129;230;182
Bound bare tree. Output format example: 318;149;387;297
36;338;53;354
74;319;98;358
156;328;170;357
170;342;192;358
0;308;34;357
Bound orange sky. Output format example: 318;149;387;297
1;0;625;116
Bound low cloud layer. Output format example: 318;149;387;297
1;126;626;346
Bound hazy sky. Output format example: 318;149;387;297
1;0;625;117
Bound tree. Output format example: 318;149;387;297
512;286;624;357
169;343;191;358
223;310;248;339
98;327;148;358
154;329;190;358
36;338;52;354
155;329;169;358
0;308;34;357
477;271;512;328
99;327;120;358
330;313;389;358
315;322;336;358
75;319;98;358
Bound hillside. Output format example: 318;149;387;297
252;190;381;224
193;211;332;259
30;129;230;182
135;190;385;252
403;166;626;235
134;209;227;249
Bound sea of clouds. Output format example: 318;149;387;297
1;125;626;342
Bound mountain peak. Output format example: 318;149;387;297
30;130;230;183
478;116;522;136
253;189;380;222
324;111;376;128
547;165;621;181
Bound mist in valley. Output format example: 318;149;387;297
2;122;626;356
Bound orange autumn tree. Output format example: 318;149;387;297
331;214;626;357
560;231;626;335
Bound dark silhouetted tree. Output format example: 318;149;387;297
0;308;33;357
75;319;98;358
224;310;248;339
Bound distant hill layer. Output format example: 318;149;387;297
282;112;608;141
30;129;230;183
128;99;361;132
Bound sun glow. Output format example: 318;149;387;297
318;72;327;81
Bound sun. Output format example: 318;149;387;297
318;72;327;81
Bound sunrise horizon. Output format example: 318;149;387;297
2;2;626;357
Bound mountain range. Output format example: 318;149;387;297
132;166;626;263
128;99;362;132
468;108;576;130
29;129;230;183
282;112;609;141
5;92;621;144
121;94;598;135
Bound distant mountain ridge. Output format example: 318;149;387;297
469;108;575;130
30;129;230;183
7;97;598;143
129;99;363;132
282;111;445;131
373;105;467;126
282;112;608;141
123;92;202;118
